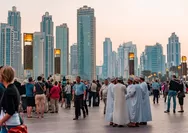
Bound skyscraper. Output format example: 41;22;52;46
167;32;181;68
77;6;96;80
56;23;69;76
117;42;138;78
117;45;124;77
0;23;14;66
70;44;78;76
112;51;118;77
142;43;165;75
8;6;21;77
40;12;54;78
103;38;112;78
33;32;45;79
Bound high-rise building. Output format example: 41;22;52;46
167;32;181;68
112;51;118;77
70;44;78;76
117;45;124;77
102;38;112;78
40;12;54;78
0;23;14;66
142;43;165;75
56;23;69;76
77;6;96;80
8;6;21;77
96;66;103;79
117;42;138;79
33;32;45;79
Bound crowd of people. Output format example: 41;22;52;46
0;65;187;132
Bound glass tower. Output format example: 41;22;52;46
8;6;21;77
33;32;45;79
0;23;14;66
70;44;78;76
40;12;54;78
56;24;69;76
167;32;181;68
77;6;96;80
103;38;112;78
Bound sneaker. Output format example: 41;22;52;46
178;110;184;113
164;110;170;113
73;118;78;120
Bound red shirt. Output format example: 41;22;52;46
50;86;60;99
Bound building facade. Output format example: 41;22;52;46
112;51;118;77
96;66;103;80
77;6;96;80
102;38;112;78
117;42;138;79
141;43;165;75
0;23;14;66
56;24;69;76
33;32;45;79
8;6;22;77
40;12;54;78
167;32;181;68
70;44;78;76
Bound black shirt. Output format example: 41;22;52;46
169;80;180;92
35;82;45;95
1;84;20;115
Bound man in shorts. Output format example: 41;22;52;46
34;76;46;118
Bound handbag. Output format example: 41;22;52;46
178;91;185;98
6;114;28;133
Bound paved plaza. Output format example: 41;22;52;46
26;97;188;133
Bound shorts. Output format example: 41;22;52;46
178;98;184;106
35;94;45;105
26;97;35;107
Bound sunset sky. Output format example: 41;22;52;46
1;0;188;65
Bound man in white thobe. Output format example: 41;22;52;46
140;77;152;125
105;78;116;125
126;77;142;127
113;78;129;127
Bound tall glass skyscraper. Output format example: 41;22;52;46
77;6;96;80
0;23;14;66
167;32;181;68
40;12;54;78
70;44;78;76
142;43;165;75
56;24;69;76
8;6;21;77
33;32;45;79
103;38;112;78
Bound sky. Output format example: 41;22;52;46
1;0;188;65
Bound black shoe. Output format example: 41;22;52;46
83;114;86;118
50;112;54;113
173;110;176;113
86;112;88;115
73;118;78;120
164;110;170;113
118;125;124;128
55;111;58;113
178;110;184;113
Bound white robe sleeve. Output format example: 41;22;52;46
140;83;147;99
126;86;136;99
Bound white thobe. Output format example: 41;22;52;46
105;83;114;122
113;83;129;125
140;82;152;122
126;84;136;122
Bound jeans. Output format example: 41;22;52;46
167;90;177;111
153;90;159;103
89;92;97;107
1;125;18;133
66;94;72;108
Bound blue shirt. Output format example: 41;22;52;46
152;82;160;90
25;83;34;97
73;82;86;96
